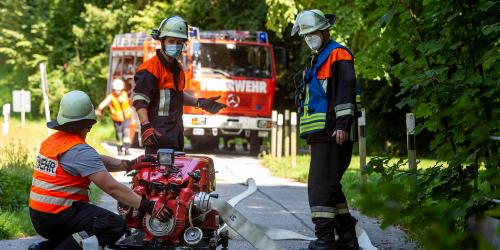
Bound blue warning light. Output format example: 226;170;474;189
257;32;268;43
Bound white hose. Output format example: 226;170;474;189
209;198;283;250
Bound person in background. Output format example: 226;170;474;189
96;78;132;155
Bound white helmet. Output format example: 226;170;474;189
291;10;335;36
112;79;125;91
152;16;188;40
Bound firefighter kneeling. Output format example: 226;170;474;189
28;91;169;250
96;78;132;155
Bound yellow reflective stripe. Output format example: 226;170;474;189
300;122;325;129
336;109;354;117
300;113;326;120
337;208;350;214
311;211;336;218
32;178;88;196
303;87;310;116
29;192;74;207
336;203;349;214
311;206;336;213
132;93;150;104
300;125;325;134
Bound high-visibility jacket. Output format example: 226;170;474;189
299;41;354;138
133;50;185;150
29;132;91;214
108;91;132;122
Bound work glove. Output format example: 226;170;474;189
122;155;144;173
139;197;170;221
196;96;227;114
141;122;161;147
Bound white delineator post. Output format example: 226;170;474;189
20;89;26;128
271;110;278;158
358;110;367;189
290;112;297;168
2;104;10;136
406;113;417;173
40;63;51;135
277;113;284;160
284;109;290;157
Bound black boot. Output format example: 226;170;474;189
28;242;42;250
335;215;359;250
28;240;54;250
309;218;337;250
117;145;123;155
308;235;337;249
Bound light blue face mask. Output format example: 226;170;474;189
164;44;183;58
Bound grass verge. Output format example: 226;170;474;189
261;153;438;209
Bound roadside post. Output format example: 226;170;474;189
40;63;51;135
358;110;367;189
284;109;290;157
277;113;284;160
2;104;10;136
12;89;31;129
291;112;297;168
406;113;417;175
271;110;277;158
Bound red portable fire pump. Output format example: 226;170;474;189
114;149;228;249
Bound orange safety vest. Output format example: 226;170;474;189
29;132;91;214
109;91;132;122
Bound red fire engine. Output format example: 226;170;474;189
107;28;283;155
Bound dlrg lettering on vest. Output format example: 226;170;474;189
35;155;58;176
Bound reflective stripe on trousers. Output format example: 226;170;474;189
310;206;336;219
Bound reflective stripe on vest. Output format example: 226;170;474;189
109;91;131;122
299;41;353;138
29;132;91;214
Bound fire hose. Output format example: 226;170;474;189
204;178;377;250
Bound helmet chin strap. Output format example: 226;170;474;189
317;31;329;52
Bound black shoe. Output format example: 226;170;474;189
117;146;123;155
336;216;359;250
28;242;42;250
124;148;130;155
308;237;337;249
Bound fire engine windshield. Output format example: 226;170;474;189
192;42;272;78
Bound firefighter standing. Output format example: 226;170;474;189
132;16;226;154
292;10;359;249
28;91;170;250
96;79;132;155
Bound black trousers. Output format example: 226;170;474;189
30;202;126;249
114;118;131;149
308;140;353;237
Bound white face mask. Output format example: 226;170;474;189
304;34;322;51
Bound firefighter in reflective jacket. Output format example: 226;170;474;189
28;91;170;250
96;78;132;155
133;16;226;154
292;10;360;250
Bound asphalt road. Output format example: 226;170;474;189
0;144;415;250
